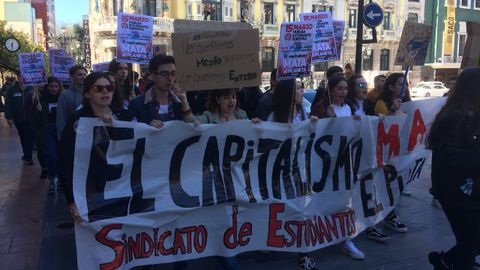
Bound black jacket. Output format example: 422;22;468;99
59;106;133;205
431;112;480;209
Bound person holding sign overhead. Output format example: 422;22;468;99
108;59;137;109
129;54;194;127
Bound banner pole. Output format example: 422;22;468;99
399;65;410;99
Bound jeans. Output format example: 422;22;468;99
440;200;480;270
14;121;33;161
46;124;58;179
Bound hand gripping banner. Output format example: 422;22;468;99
73;98;445;270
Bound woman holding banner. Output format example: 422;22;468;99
310;75;352;119
196;88;249;124
373;73;411;235
427;67;480;270
346;74;392;243
58;72;133;224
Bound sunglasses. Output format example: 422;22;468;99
155;71;175;78
357;82;367;89
92;85;115;93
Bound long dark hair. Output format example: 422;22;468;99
315;75;347;117
346;74;364;112
271;79;305;123
205;88;238;114
108;59;132;102
82;72;120;111
378;73;404;109
428;67;480;149
103;71;123;109
42;76;64;97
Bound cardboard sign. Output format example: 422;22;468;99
116;12;154;64
92;61;111;72
18;52;47;86
51;55;75;84
172;29;261;91
395;22;433;66
300;12;337;63
461;21;480;69
277;22;315;80
332;20;345;61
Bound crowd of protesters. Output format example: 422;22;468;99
3;54;479;270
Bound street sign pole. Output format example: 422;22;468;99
355;0;365;74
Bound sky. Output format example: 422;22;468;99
55;0;89;26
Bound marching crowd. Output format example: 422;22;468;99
2;54;479;270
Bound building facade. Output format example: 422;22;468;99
424;0;480;82
0;0;55;49
89;0;424;85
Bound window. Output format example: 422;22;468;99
312;5;333;13
475;0;480;8
408;0;420;2
348;9;357;28
384;12;391;30
197;4;201;15
225;6;228;16
188;4;192;16
460;0;470;8
407;13;418;23
314;62;328;72
458;33;467;57
202;0;222;21
286;4;296;22
264;3;274;24
143;0;156;16
363;48;374;71
380;49;390;71
262;47;275;72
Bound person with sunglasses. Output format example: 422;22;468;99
345;75;392;243
129;54;194;128
58;72;133;225
346;75;369;116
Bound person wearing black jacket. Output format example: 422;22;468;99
58;72;133;224
30;77;63;188
427;67;480;270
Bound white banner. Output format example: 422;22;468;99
73;98;445;270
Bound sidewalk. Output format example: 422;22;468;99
0;118;466;270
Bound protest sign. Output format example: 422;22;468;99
461;21;480;69
51;55;75;84
172;29;261;91
72;97;445;270
332;20;345;61
395;22;433;66
277;22;315;80
300;12;337;63
18;52;47;86
116;12;154;64
48;48;65;72
92;61;111;72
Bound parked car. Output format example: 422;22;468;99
411;82;448;98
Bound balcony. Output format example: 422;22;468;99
262;24;279;36
381;30;396;41
441;56;463;64
91;16;174;34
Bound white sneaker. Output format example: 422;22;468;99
339;240;365;260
